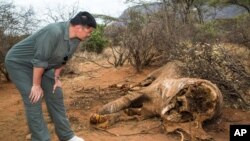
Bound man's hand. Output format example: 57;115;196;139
53;66;64;93
31;67;44;103
53;76;62;93
29;85;44;104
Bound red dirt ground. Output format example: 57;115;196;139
0;61;250;141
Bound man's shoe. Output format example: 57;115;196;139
68;136;84;141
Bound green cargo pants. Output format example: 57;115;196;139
5;60;74;141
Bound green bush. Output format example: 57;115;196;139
80;25;108;54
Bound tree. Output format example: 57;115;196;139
122;10;156;72
43;1;80;24
0;0;38;81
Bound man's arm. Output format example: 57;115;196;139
54;65;64;79
29;67;45;104
33;67;45;86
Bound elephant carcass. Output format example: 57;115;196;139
90;62;223;140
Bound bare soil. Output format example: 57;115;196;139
0;60;250;141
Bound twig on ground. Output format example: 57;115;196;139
176;131;185;141
74;55;112;68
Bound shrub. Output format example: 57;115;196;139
80;25;108;54
229;14;250;48
192;21;221;43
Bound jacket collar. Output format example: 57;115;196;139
64;21;70;41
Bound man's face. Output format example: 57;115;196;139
76;26;94;40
